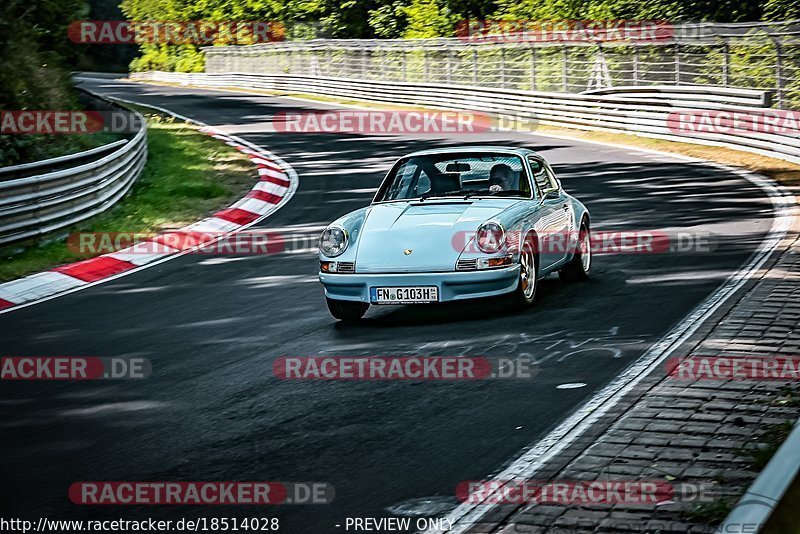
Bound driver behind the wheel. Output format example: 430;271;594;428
488;163;514;192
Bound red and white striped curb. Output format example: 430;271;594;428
0;121;298;313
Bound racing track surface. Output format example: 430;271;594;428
0;79;775;533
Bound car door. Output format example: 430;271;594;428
529;157;571;270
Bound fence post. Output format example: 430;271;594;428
423;48;428;80
472;48;478;85
403;49;407;82
362;47;368;79
633;44;639;85
775;40;784;108
562;45;568;92
722;42;729;86
674;43;680;84
326;46;332;77
500;47;506;88
447;47;452;84
530;45;537;91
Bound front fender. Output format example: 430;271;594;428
319;207;369;262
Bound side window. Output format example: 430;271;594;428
528;157;557;196
544;163;560;192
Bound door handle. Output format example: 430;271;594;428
562;204;569;211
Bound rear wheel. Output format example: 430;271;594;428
326;298;369;321
559;221;591;282
510;236;538;309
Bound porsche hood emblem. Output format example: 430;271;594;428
403;249;413;255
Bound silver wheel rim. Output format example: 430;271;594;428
520;244;536;299
580;231;591;272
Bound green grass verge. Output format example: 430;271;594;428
0;110;257;282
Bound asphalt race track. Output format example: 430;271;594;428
0;79;776;533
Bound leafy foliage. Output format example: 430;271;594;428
0;0;91;164
116;0;799;72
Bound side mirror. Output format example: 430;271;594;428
541;190;560;201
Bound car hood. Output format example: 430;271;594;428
355;199;520;273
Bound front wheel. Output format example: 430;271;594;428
326;297;369;321
510;236;538;309
559;221;591;282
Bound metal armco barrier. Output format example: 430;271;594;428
131;71;800;165
0;99;147;246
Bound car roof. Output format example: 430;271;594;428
403;146;542;158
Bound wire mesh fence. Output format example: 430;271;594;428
204;20;800;109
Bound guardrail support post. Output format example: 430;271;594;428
530;46;537;91
633;45;639;85
674;44;681;84
562;45;568;92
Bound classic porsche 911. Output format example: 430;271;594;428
318;147;591;321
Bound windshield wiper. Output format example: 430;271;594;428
489;189;525;197
419;190;475;201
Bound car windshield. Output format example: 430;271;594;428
376;153;532;202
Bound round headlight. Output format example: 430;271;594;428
319;226;348;257
476;222;505;253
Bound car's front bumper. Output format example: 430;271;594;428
319;266;520;303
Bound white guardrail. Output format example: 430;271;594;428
130;71;800;165
0;94;147;246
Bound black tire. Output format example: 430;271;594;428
509;235;538;309
559;221;591;282
326;297;369;321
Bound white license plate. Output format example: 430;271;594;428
370;286;439;304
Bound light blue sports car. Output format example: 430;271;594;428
318;147;591;321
